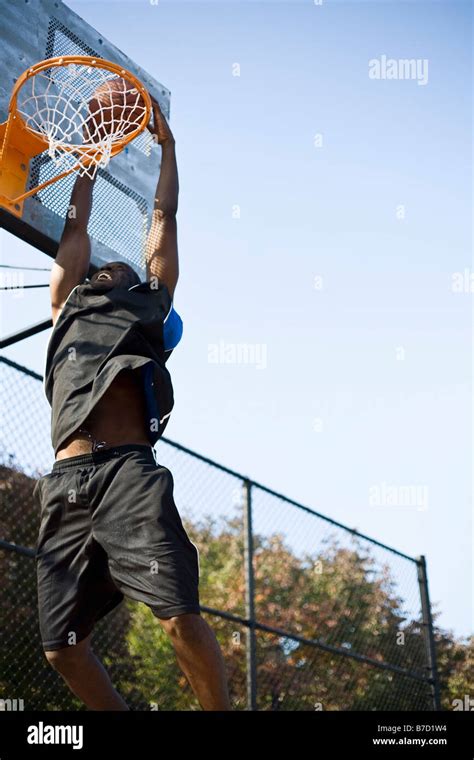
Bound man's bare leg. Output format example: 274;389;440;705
44;616;231;711
45;633;129;711
159;613;232;711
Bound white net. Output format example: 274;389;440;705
16;62;148;178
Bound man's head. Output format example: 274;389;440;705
90;262;141;290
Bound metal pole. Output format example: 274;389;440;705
416;555;441;710
243;478;257;710
0;317;52;348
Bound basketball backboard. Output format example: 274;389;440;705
0;0;170;279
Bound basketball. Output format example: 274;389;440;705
85;76;146;141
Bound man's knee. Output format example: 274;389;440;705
160;612;204;641
44;638;92;675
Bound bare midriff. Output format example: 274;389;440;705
55;368;152;460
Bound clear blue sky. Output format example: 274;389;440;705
1;0;472;638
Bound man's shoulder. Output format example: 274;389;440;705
128;280;171;297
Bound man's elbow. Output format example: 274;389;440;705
153;205;178;220
60;217;89;240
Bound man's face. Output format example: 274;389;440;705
90;262;140;291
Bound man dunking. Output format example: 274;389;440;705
33;100;231;711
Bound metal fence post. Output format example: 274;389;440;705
243;478;257;710
416;555;441;710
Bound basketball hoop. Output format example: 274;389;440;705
0;55;152;216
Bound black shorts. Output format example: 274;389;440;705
33;444;200;651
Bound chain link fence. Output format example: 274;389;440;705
0;356;440;710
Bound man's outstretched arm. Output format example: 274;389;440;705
50;174;95;325
145;100;179;299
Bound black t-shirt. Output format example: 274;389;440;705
43;279;183;454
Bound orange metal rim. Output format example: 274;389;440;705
8;55;152;152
